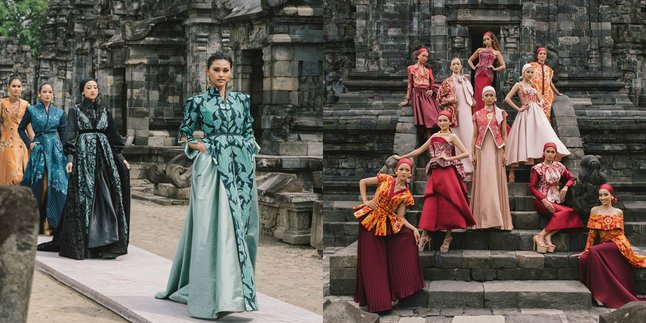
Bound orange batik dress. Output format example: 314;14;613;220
353;173;424;313
584;213;646;268
354;173;414;236
579;212;646;308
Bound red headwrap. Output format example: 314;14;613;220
439;110;453;120
484;31;494;39
543;142;557;152
396;158;413;170
537;47;547;55
599;184;619;204
417;48;428;55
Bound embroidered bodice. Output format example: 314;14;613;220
354;174;415;236
437;74;474;126
475;49;495;79
426;136;465;178
530;62;554;96
518;83;541;105
406;64;435;100
473;107;507;149
529;162;575;204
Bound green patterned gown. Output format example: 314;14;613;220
156;87;260;319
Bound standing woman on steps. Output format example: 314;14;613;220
0;75;33;185
528;142;583;254
530;47;562;120
470;86;513;230
393;111;474;253
37;78;131;260
505;64;570;182
578;184;646;308
467;31;506;114
18;83;69;236
437;57;476;177
399;46;442;139
156;52;261;319
353;158;425;313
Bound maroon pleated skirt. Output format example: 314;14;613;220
533;199;584;231
420;166;475;231
579;242;643;308
411;86;441;129
354;225;425;312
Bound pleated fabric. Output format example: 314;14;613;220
579;242;643;308
412;86;442;129
354;226;425;312
420;161;474;231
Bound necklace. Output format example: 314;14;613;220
438;130;451;136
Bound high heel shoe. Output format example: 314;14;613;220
440;236;453;253
546;242;556;253
43;218;53;236
418;236;431;252
533;235;548;254
508;171;516;183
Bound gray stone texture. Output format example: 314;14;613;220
428;281;484;308
599;301;646;323
0;186;39;323
323;301;379;323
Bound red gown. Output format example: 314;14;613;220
529;162;583;231
472;48;496;113
353;174;425;312
579;212;646;308
420;136;475;231
406;64;442;129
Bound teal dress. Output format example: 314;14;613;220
156;87;261;319
18;102;68;228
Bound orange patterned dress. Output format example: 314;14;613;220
530;62;555;120
354;173;415;236
584;213;646;268
0;97;30;185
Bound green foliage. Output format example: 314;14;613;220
0;0;49;55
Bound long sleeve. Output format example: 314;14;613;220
562;167;576;187
528;169;545;200
584;229;598;251
178;97;201;159
63;107;79;163
241;94;260;155
56;107;67;138
105;108;125;162
437;79;451;107
18;108;32;148
428;67;435;86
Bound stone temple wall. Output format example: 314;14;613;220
0;36;38;102
35;0;324;162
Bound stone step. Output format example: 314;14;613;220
131;191;189;206
625;200;646;222
427;280;591;310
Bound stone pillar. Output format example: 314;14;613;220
0;186;39;323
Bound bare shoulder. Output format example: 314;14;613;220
613;207;624;215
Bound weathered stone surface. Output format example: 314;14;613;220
599;301;646;323
0;186;39;323
483;281;591;309
428;281;484;308
322;301;379;323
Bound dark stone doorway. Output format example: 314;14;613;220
240;50;264;144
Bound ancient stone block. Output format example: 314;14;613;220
428;281;484;308
0;186;39;323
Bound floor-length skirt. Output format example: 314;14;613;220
354;226;425;312
37;145;129;259
420;166;475;231
579;242;642;308
451;106;474;174
412;86;442;129
533;199;583;231
470;133;513;230
472;73;493;114
156;152;257;319
506;103;570;166
21;140;68;229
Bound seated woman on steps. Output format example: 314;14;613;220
529;142;583;253
393;111;474;253
353;158;425;313
577;184;646;308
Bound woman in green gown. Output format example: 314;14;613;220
156;52;261;319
